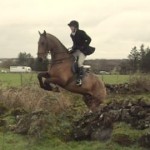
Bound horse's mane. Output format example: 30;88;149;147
46;33;68;52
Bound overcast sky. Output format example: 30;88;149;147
0;0;150;59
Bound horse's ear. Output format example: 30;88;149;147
43;30;47;37
38;31;41;36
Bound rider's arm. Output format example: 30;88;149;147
81;31;91;46
70;34;77;50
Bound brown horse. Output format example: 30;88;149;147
37;30;106;112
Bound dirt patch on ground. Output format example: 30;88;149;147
106;83;150;94
72;99;150;147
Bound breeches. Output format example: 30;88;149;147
73;50;86;67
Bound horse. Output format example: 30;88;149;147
37;30;106;112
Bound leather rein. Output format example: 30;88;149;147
51;51;72;65
38;50;73;65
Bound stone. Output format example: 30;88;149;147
121;109;131;122
72;99;150;141
130;106;143;116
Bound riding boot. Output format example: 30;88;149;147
76;67;83;86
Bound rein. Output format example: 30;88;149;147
51;51;72;65
50;56;72;65
38;50;73;65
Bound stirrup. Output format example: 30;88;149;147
76;79;82;86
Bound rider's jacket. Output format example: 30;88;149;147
70;29;93;55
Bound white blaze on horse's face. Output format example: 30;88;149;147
38;31;48;61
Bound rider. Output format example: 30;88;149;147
68;20;95;86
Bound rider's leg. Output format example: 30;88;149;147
75;51;86;86
72;50;80;61
78;52;86;67
72;50;86;67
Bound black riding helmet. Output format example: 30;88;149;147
68;20;79;29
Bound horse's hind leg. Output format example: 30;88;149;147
83;79;106;112
83;94;101;112
83;94;91;109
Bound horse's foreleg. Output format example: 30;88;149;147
43;77;60;92
37;72;60;92
43;79;53;91
37;72;50;89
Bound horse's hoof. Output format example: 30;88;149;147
43;88;51;91
43;83;52;91
43;86;52;91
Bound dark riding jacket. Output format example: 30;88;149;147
70;29;94;55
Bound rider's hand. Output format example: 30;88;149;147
69;50;74;54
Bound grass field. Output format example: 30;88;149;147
100;74;130;84
0;72;37;87
0;72;131;87
0;132;146;150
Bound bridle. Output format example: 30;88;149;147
38;35;73;65
37;49;73;65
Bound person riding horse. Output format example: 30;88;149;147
37;30;106;112
68;20;95;86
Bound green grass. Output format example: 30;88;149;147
1;71;150;87
0;73;37;87
112;122;149;142
100;75;130;84
1;73;149;87
0;73;131;88
0;132;28;150
0;132;146;150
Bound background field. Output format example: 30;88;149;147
0;72;131;87
0;72;37;87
